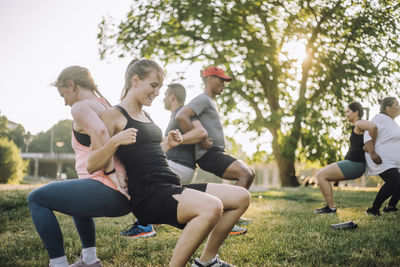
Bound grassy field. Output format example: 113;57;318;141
1;185;399;266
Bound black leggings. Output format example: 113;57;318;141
28;179;131;259
372;168;400;210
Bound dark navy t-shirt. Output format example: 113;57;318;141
165;106;196;169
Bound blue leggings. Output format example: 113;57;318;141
27;178;131;259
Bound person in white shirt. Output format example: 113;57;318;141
364;96;400;216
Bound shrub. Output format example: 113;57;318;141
0;137;28;184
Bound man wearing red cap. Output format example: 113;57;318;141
176;66;254;233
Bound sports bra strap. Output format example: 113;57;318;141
114;105;130;119
114;105;153;122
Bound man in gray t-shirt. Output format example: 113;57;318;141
176;66;254;190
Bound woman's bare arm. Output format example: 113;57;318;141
355;120;378;140
86;108;136;173
71;101;115;173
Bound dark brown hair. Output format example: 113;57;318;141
348;102;364;118
167;83;186;104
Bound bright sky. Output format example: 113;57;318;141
0;0;208;146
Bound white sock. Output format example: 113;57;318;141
82;247;98;264
197;255;217;265
49;256;69;267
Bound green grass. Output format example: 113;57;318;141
1;186;400;266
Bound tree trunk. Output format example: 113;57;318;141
275;153;300;187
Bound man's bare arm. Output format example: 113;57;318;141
175;106;196;133
180;120;208;144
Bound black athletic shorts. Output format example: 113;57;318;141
196;147;236;177
131;182;207;229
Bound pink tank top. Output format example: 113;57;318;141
71;97;126;190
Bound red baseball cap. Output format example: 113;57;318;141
201;66;232;81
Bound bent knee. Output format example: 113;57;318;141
208;198;223;216
316;171;326;182
237;167;255;186
235;187;251;209
201;198;223;223
241;188;251;207
247;168;255;184
27;188;40;207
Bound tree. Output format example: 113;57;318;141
29;120;73;153
98;0;400;186
0;113;31;151
0;137;28;184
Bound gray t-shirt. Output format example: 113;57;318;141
165;106;196;169
187;93;225;160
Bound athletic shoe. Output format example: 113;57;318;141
236;217;252;225
120;223;156;238
314;205;337;214
229;225;247;236
69;254;102;267
191;254;235;267
365;207;381;216
383;206;398;213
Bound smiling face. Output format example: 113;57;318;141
132;70;162;106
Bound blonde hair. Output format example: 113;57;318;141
121;58;164;100
53;66;110;105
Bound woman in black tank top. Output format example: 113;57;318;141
314;102;380;214
88;59;250;267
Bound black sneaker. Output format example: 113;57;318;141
314;205;337;214
365;207;381;216
382;206;398;213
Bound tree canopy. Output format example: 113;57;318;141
29;120;73;153
98;0;400;185
0;113;31;152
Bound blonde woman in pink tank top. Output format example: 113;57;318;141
28;66;138;267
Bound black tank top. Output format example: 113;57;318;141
114;105;180;189
344;127;365;163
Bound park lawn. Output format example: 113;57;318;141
1;185;399;266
